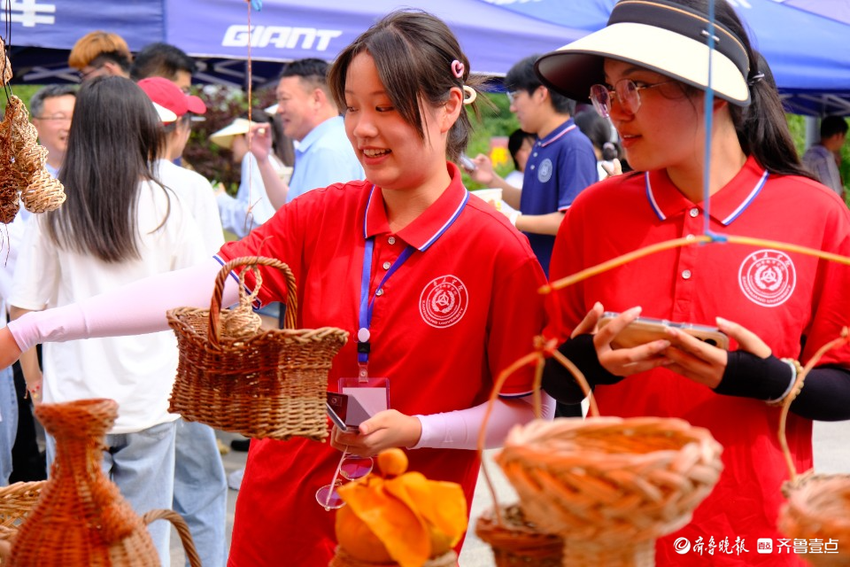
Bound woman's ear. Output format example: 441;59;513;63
441;87;464;133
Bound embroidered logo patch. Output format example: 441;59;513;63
738;249;796;307
537;158;553;183
419;275;468;328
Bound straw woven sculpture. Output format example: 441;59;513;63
475;504;562;567
496;417;723;567
7;398;200;566
167;256;349;441
0;93;65;224
329;548;457;567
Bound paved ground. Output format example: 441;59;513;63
170;420;850;566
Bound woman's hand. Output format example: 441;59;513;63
592;306;673;376
662;316;771;388
468;154;495;186
0;328;22;371
329;409;422;458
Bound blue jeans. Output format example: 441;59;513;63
47;420;177;566
0;367;17;486
173;419;228;567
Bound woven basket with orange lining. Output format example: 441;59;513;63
776;332;850;566
167;256;348;442
476;339;724;567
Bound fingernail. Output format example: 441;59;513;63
626;306;642;316
716;317;729;327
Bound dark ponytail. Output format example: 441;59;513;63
679;0;816;180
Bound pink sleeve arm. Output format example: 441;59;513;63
412;393;555;450
8;258;241;352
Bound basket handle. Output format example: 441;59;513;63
208;256;297;347
142;509;201;567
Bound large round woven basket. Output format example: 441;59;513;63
328;548;457;567
778;473;850;567
475;504;562;567
167;256;349;442
496;416;723;566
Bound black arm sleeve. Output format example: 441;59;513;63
542;334;623;404
715;351;850;421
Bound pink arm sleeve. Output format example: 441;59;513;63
412;393;556;450
8;258;241;352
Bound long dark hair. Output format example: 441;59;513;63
676;0;815;180
47;76;167;262
327;10;487;162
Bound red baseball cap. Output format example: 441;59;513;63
137;77;206;122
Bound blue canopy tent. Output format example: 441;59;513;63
489;0;850;116
6;0;850;115
6;0;581;87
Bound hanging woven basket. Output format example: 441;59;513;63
497;416;723;567
167;256;348;442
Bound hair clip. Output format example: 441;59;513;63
747;72;765;86
451;59;465;79
462;86;477;105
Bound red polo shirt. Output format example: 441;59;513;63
218;163;547;566
549;156;850;566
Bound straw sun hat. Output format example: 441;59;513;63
535;0;751;106
209;118;257;150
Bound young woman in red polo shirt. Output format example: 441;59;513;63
539;0;850;565
0;10;553;566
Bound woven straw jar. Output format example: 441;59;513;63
475;504;562;567
7;399;175;566
778;473;850;567
328;548;457;567
496;417;723;567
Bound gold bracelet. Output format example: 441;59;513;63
767;358;806;407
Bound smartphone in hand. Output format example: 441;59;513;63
459;153;477;171
598;312;729;350
326;392;371;432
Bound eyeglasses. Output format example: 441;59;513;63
34;114;72;122
78;65;104;82
315;449;373;510
506;90;519;104
589;78;676;118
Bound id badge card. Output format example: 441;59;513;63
338;376;390;420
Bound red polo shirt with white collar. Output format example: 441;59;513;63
549;156;850;566
217;162;547;567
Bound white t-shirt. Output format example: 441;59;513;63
504;169;524;189
10;180;207;433
156;159;225;255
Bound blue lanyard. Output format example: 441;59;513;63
357;239;415;369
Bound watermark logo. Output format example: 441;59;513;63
10;0;56;27
757;538;774;554
673;538;691;554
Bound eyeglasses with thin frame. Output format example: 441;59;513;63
315;448;374;510
506;90;521;104
34;114;72;122
78;65;104;82
589;78;676;118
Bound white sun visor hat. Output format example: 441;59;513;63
535;0;752;107
264;103;278;115
152;101;177;124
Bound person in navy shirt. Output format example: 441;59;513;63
469;55;597;276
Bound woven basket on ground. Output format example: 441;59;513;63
475;504;562;567
167;256;349;442
496;416;723;567
328;547;457;567
7;398;200;567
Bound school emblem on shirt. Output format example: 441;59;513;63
738;249;796;307
419;275;468;328
537;158;553;183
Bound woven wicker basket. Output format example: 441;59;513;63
167;256;349;441
475;504;562;567
0;481;45;529
328;548;457;567
496;416;723;566
778;473;850;566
